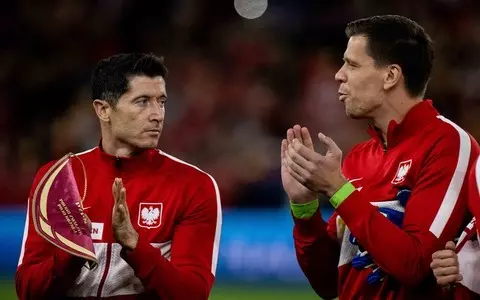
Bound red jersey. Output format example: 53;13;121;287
293;100;479;299
454;156;480;299
15;147;222;299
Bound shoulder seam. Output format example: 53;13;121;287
157;150;210;176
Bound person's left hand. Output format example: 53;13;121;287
112;178;138;250
431;241;463;286
285;131;347;197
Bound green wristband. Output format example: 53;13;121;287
290;199;319;219
329;182;356;209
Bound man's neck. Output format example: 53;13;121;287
371;96;423;142
101;134;136;158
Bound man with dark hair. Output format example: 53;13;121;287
281;15;479;299
15;53;222;299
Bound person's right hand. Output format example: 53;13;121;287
281;125;317;204
430;241;463;285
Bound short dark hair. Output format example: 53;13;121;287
345;15;434;97
91;53;168;105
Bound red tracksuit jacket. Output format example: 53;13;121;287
454;156;480;299
15;147;222;300
293;100;480;299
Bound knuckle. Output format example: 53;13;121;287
293;142;300;151
291;153;299;163
304;173;312;182
306;164;316;173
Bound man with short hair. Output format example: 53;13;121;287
15;53;222;299
281;15;479;299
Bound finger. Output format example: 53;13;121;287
437;274;463;286
433;266;460;277
287;128;294;144
112;179;118;201
293;125;304;144
286;156;309;181
445;241;456;251
120;188;130;218
292;138;322;163
432;250;457;260
430;257;457;269
281;139;287;161
288;142;314;170
285;160;306;184
113;178;122;202
120;187;127;206
117;204;126;222
301;127;314;150
318;132;342;157
285;147;310;180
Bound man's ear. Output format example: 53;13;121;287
93;99;112;122
383;64;402;91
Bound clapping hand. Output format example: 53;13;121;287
112;178;138;251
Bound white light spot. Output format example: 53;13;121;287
234;0;268;20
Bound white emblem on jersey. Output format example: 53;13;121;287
138;203;163;229
391;159;412;184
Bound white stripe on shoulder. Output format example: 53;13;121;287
429;116;471;238
476;157;480;196
75;147;97;156
17;200;30;266
157;150;222;275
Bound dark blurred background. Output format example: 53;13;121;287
1;0;480;299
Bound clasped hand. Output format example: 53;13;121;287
112;178;139;250
281;125;347;202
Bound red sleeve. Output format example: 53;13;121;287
292;149;360;299
15;162;85;300
121;173;222;300
293;210;340;299
335;134;478;286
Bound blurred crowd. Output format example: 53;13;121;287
1;0;480;208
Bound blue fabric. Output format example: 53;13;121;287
348;188;411;285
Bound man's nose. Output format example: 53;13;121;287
149;103;164;123
335;67;346;83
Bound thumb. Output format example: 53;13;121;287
318;133;342;158
445;241;456;251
